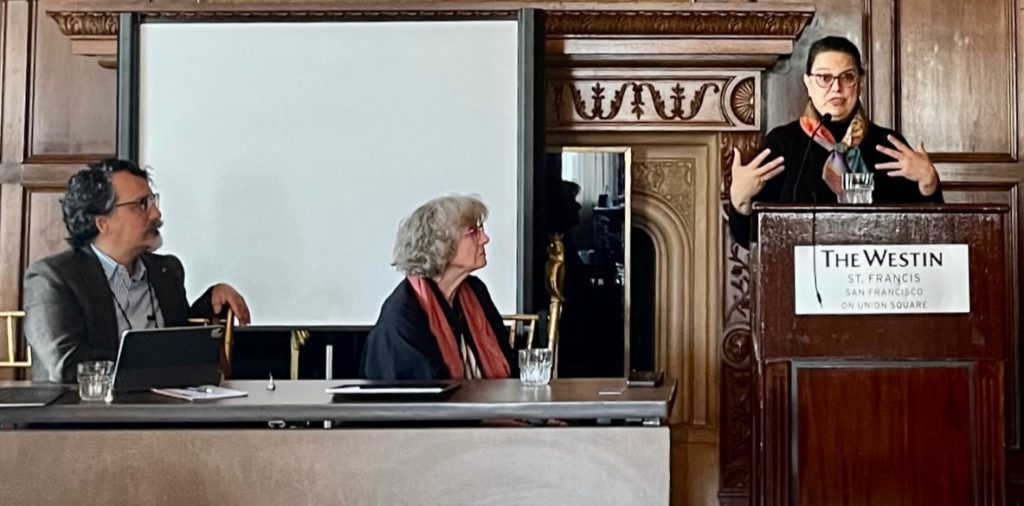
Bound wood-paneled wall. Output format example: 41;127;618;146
0;0;115;379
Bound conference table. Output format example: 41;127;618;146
0;379;674;505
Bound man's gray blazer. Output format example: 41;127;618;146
22;248;215;383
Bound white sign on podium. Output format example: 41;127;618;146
794;244;970;315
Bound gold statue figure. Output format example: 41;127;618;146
545;234;565;372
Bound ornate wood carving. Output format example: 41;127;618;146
719;129;761;503
720;325;753;491
632;159;695;229
49;10;517;35
49;12;118;37
729;77;756;126
549;71;760;131
546;10;813;37
720;236;753;496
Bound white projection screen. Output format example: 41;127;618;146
138;21;521;326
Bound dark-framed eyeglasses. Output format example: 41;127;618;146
809;71;860;89
114;193;160;213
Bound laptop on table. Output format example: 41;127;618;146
112;326;224;392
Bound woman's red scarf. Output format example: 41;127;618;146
407;276;510;379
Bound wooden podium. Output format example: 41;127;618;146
750;203;1012;506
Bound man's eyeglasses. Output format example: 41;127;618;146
809;71;860;89
114;193;160;213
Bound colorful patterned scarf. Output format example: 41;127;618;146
799;101;869;197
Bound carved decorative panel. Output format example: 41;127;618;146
633;159;695;230
548;70;760;131
546;10;813;37
49;12;117;37
720;240;753;493
719;130;762;501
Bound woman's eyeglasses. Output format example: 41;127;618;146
114;193;160;213
809;71;860;89
463;223;486;239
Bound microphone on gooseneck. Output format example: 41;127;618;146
791;113;832;307
791;113;832;202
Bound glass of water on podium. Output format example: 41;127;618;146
840;172;874;204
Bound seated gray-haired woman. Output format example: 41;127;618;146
360;195;515;380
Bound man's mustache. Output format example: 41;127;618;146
146;219;164;235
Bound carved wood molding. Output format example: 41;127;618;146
549;71;760;132
719;129;760;500
51;7;811;36
720;240;753;495
49;10;517;37
633;159;695;231
50;12;118;37
632;188;692;425
546;10;812;37
48;6;813;68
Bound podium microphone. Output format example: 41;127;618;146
791;113;831;306
791;113;831;202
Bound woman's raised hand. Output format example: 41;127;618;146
729;148;785;215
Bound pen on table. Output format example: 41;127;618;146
186;386;215;394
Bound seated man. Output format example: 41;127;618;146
23;159;252;383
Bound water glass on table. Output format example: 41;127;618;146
77;360;114;402
518;348;553;386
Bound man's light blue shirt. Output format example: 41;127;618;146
90;244;164;337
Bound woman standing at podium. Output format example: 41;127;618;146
361;195;514;380
727;36;943;248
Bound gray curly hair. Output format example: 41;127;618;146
392;195;488;277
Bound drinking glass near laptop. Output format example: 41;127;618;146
77;360;114;402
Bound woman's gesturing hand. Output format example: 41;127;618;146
729;147;785;215
876;135;939;197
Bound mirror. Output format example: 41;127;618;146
545;148;631;377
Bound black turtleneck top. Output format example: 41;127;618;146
727;117;943;248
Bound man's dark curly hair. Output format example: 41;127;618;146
62;158;151;249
